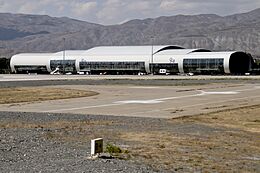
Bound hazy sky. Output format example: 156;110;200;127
0;0;259;25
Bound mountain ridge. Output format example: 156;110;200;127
0;8;260;58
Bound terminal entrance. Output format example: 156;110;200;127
50;60;76;74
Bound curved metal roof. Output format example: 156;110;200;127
84;45;185;56
183;51;236;58
13;53;54;56
155;48;211;55
53;50;86;56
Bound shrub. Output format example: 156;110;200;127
105;143;122;154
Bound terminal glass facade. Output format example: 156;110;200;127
150;63;179;74
50;60;76;72
79;61;145;74
183;58;224;74
14;65;48;73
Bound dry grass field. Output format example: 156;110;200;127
121;105;260;172
0;87;98;104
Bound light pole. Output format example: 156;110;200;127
63;38;65;75
151;36;154;75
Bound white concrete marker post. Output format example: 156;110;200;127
91;138;103;156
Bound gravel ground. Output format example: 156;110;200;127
0;112;159;173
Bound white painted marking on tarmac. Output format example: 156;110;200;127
130;86;160;89
114;92;202;104
198;91;239;95
115;100;163;104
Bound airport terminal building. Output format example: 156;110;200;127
10;45;253;75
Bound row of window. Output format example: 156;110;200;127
14;65;48;73
14;59;226;74
183;58;224;73
79;61;146;71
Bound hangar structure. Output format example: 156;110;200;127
10;45;253;75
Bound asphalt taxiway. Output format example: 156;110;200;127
1;82;260;118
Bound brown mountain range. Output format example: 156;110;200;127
0;8;260;58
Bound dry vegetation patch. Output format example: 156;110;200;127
117;105;260;172
0;87;98;104
179;104;260;133
120;130;259;172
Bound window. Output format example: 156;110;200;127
183;58;224;74
79;61;145;72
50;60;76;72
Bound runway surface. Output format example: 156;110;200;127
1;83;260;118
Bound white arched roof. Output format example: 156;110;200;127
53;50;86;56
10;53;52;65
83;45;184;56
155;48;210;56
10;53;52;72
184;51;235;58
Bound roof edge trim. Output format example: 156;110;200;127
154;45;185;54
188;49;212;53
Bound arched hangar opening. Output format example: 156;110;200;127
229;52;253;74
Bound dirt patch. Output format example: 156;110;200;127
168;109;184;114
0;87;98;104
203;105;228;110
